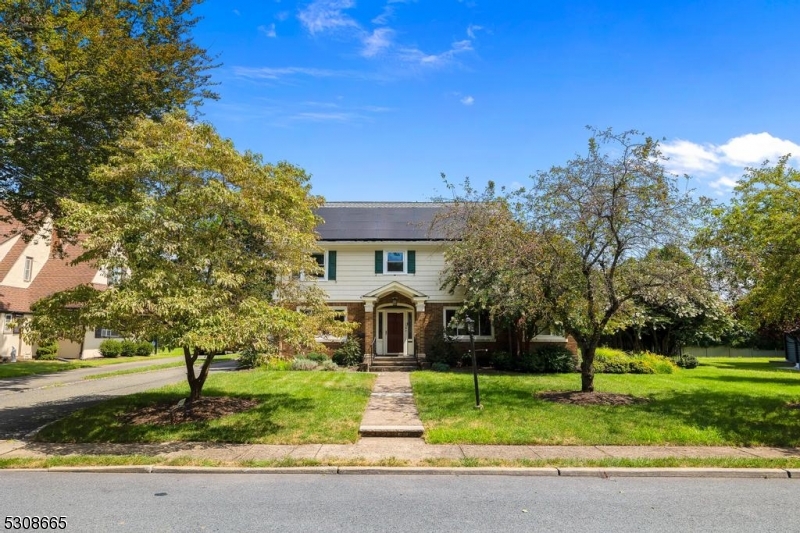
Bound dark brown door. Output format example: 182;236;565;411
387;312;404;354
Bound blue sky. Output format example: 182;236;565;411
193;0;800;201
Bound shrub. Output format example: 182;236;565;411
135;341;153;356
671;353;699;369
265;358;292;371
99;339;122;358
34;341;59;360
427;330;462;366
291;358;318;371
593;347;677;374
238;347;268;369
119;339;137;357
430;362;450;372
491;350;516;371
332;337;362;367
521;345;578;373
306;352;329;363
320;360;338;371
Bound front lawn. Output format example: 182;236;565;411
412;358;800;446
36;370;376;444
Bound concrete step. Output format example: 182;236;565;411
359;425;424;437
370;366;419;372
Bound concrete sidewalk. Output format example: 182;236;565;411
2;438;799;463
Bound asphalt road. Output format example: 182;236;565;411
0;360;236;439
1;473;798;532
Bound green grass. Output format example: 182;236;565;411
36;370;376;444
82;354;237;380
2;455;799;470
412;357;800;447
0;348;184;380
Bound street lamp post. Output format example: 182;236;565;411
465;316;482;409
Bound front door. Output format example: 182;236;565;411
386;312;404;354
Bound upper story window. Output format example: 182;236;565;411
23;256;33;282
444;307;493;339
301;251;336;281
311;253;326;279
386;251;405;273
375;250;415;274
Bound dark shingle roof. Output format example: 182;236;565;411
315;202;448;241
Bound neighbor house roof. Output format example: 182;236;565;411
0;209;105;313
315;202;450;241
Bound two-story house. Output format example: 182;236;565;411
0;211;110;360
310;202;574;366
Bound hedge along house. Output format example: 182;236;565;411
0;210;110;360
308;202;575;369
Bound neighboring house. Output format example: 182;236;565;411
0;211;110;360
308;202;575;363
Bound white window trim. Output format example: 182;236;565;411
3;314;13;335
383;250;407;275
23;256;33;282
315;306;347;342
443;307;494;340
100;328;121;338
301;251;327;281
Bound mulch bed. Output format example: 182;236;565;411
119;396;259;426
536;391;649;406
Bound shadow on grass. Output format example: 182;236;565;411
637;389;800;446
35;390;313;444
699;359;793;372
695;375;800;387
414;373;800;446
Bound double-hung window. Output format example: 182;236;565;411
374;250;416;274
23;257;33;282
444;308;493;339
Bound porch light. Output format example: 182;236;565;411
465;316;482;409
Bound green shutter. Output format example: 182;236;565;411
407;250;416;274
327;251;337;280
375;250;383;274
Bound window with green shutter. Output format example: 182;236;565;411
375;250;383;274
407;250;416;274
327;251;337;280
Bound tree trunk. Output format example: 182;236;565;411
580;343;596;392
184;346;216;403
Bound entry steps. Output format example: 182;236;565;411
369;356;419;372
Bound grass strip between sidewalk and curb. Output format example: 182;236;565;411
2;455;800;473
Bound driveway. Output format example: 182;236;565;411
0;358;237;439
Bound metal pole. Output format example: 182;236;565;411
466;317;481;408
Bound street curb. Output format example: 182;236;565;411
557;467;791;479
151;466;339;474
0;466;795;478
48;465;154;473
337;467;559;476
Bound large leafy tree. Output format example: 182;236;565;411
522;129;705;392
0;0;214;233
24;113;351;402
435;180;577;356
701;157;800;336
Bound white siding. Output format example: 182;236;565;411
308;242;465;302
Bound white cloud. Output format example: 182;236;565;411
233;66;345;79
466;24;483;39
259;23;277;38
233;9;241;16
399;39;473;66
661;139;720;175
717;132;800;166
292;112;357;122
372;5;394;24
361;28;394;57
298;0;359;35
709;176;739;190
662;133;800;177
460;95;474;106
